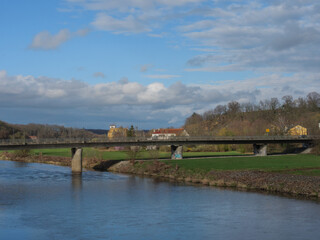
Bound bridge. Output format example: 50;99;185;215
1;135;319;174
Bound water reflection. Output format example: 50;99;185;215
1;160;320;240
71;174;82;192
13;161;28;168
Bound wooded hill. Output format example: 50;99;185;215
0;121;99;139
184;92;320;137
0;120;24;139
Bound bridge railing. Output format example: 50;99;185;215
0;135;319;146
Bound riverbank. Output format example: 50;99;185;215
0;151;106;169
0;151;71;167
108;158;320;200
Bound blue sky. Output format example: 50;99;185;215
0;0;319;129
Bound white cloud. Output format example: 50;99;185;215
147;33;166;38
65;0;206;36
63;0;320;75
65;0;205;11
140;64;153;72
2;70;318;108
29;28;90;50
76;28;91;36
29;29;71;50
92;13;150;34
93;72;106;78
1;69;319;128
145;74;181;79
183;1;320;73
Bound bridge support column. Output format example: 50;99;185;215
71;148;83;174
253;144;267;156
171;145;183;159
301;142;314;154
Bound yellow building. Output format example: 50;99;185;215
288;125;307;136
107;125;128;139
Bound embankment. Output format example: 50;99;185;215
108;160;320;200
0;152;103;169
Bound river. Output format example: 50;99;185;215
1;160;320;240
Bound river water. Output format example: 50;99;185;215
1;160;320;240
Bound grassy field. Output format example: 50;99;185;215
4;148;320;176
163;154;320;175
183;151;243;157
14;148;243;160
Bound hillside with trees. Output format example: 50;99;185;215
0;120;24;139
184;92;320;137
0;121;99;139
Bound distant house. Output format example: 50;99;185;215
29;136;38;142
107;125;128;139
151;128;189;139
288;125;307;136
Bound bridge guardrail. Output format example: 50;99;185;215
0;135;319;146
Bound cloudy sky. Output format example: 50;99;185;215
1;0;319;129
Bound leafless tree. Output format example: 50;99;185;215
307;92;320;111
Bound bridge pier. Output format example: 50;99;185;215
300;142;314;154
71;148;83;174
171;145;183;159
253;144;267;156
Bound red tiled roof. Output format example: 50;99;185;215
153;128;184;135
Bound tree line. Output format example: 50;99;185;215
184;92;320;136
0;121;98;139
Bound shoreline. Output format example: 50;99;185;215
108;160;320;201
1;152;320;201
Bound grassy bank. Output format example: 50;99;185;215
163;154;320;175
108;154;320;199
1;148;244;160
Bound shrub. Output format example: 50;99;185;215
13;149;31;158
312;140;320;155
148;149;160;160
126;146;141;162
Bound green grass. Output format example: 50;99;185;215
183;151;244;157
1;148;73;157
2;148;242;160
163;154;320;173
287;169;320;176
2;148;320;176
32;148;72;157
86;149;171;160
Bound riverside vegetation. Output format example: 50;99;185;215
0;148;244;168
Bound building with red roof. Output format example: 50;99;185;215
151;128;189;139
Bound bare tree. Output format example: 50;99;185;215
295;97;307;109
270;98;280;111
227;101;241;114
185;113;203;125
203;110;215;121
282;95;295;110
307;92;320;111
148;149;160;160
241;102;255;113
213;105;227;116
126;146;141;163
